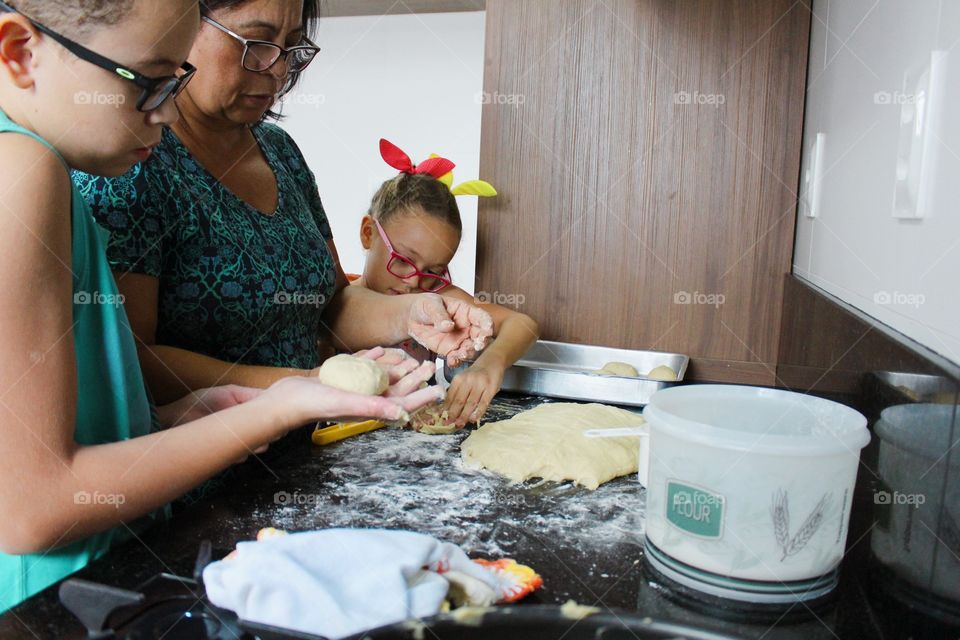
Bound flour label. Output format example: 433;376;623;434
666;480;725;539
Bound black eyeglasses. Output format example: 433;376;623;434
0;0;195;112
202;16;320;74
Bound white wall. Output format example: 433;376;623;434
278;11;486;293
795;0;960;364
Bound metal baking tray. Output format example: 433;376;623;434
871;370;958;404
437;340;689;407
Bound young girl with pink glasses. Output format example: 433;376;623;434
349;140;539;428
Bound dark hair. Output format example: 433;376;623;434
6;0;134;39
370;173;462;235
200;0;320;38
200;0;321;121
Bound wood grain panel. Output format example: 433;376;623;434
778;275;960;397
322;0;485;17
476;0;811;384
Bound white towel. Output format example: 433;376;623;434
202;528;503;638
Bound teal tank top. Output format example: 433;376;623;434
0;110;155;613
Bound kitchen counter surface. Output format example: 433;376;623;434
0;393;950;639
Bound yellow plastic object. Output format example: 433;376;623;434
451;180;497;197
312;420;386;446
429;153;497;197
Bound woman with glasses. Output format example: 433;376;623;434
75;0;493;406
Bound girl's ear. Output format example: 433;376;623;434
359;215;375;250
0;16;39;89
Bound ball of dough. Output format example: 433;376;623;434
646;364;678;381
317;354;389;395
595;361;640;377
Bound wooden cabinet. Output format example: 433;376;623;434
476;0;810;384
321;0;485;17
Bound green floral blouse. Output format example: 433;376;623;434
74;124;336;370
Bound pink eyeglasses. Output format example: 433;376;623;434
374;219;452;293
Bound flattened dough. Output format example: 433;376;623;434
595;361;639;377
646;364;678;381
460;403;644;490
317;354;388;395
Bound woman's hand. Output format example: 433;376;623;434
406;295;493;367
442;361;505;427
266;359;443;425
356;346;440;401
157;385;264;429
354;346;415;368
309;346;425;381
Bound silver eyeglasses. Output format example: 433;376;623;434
202;16;320;74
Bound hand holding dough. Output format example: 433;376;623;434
317;354;389;395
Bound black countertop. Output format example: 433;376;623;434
0;393;956;639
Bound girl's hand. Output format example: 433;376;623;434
266;360;443;425
406;294;493;367
158;385;264;429
442;361;505;427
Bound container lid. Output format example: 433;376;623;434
644;384;870;456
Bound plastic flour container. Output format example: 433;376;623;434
642;384;869;603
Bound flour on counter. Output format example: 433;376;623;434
249;396;647;559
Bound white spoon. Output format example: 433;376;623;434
582;425;651;488
583;427;648;438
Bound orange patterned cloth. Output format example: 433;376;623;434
473;558;544;603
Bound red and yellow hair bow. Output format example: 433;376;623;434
379;138;497;198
